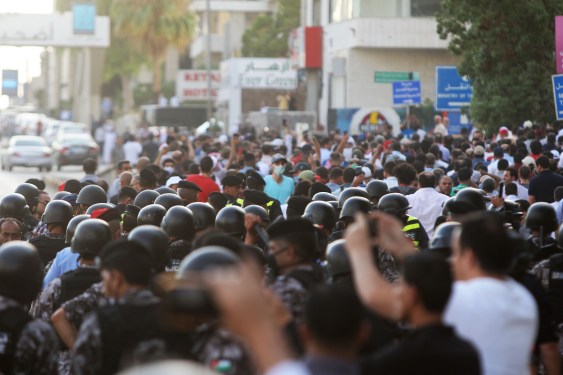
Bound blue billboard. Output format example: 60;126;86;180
392;80;422;106
435;66;473;111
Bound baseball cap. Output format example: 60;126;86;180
499;126;509;136
298;170;316;182
271;154;288;164
474;145;485;156
166;176;182;187
493;147;504;157
523;120;533;129
221;175;243;187
292;162;311;173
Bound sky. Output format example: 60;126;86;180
0;0;54;85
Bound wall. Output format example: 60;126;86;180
345;48;460;108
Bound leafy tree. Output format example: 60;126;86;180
111;0;195;103
242;0;300;57
437;1;563;133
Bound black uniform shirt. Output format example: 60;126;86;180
361;324;481;375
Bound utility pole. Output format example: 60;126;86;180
205;0;213;120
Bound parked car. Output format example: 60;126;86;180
51;133;99;170
1;135;52;171
56;122;89;138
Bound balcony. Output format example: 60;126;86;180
190;33;224;58
326;17;448;51
190;0;272;13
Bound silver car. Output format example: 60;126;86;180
1;136;53;171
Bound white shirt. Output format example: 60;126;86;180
383;177;398;189
123;141;143;165
445;278;538;375
407;187;449;238
502;183;528;201
434;124;448;136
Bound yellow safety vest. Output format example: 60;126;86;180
402;215;421;249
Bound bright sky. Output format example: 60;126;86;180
0;0;54;82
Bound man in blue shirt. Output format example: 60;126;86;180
264;154;294;205
528;156;563;204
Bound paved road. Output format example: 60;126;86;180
0;165;84;196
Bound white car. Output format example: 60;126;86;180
1;136;52;171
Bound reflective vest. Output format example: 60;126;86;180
233;199;275;210
402;215;422;249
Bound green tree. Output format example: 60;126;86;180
437;1;563;133
111;0;195;103
242;0;300;57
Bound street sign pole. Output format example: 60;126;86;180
552;74;563;120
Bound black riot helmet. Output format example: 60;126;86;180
337;187;369;208
326;239;351;281
0;193;28;220
442;197;455;217
0;241;43;305
155;186;176;195
215;206;246;238
71;219;112;257
428;222;461;258
161;206;196;241
526;202;558;234
14;183;39;209
177;246;239;278
42;200;73;225
76;184;107;206
137;204;167;227
133;190;160;208
154;193;184;211
66;214;90;244
448;188;488;215
187;202;216;231
85;203;116;215
244;205;269;224
366;180;389;198
53;191;71;200
128;225;170;272
303;201;337;232
340;196;372;220
312;192;337;202
377;193;411;217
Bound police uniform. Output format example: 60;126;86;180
401;215;429;250
31;265;101;323
166;240;192;272
61;282;108;329
71;289;164;375
192;323;255;375
22;214;39;241
29;233;67;267
0;295;59;374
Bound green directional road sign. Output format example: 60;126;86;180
375;71;420;83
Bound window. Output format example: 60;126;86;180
411;0;441;17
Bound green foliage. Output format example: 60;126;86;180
242;0;300;57
111;0;196;101
437;0;563;133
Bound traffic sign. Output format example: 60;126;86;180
375;71;419;83
392;81;422;106
552;74;563;120
435;66;473;111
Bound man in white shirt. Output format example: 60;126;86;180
122;135;143;166
407;172;449;238
502;167;528;200
446;212;538;375
434;115;448;136
383;160;398;189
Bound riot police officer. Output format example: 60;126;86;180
526;202;561;264
0;241;59;373
155;193;184;210
76;185;108;214
187;202;216;234
30;200;73;266
216;206;246;239
133;189;160;208
137;203;167;227
378;193;428;250
161;206;196;271
31;219;112;325
128;225;170;273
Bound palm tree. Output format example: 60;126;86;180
111;0;195;103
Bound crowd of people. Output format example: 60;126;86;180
0;115;562;374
